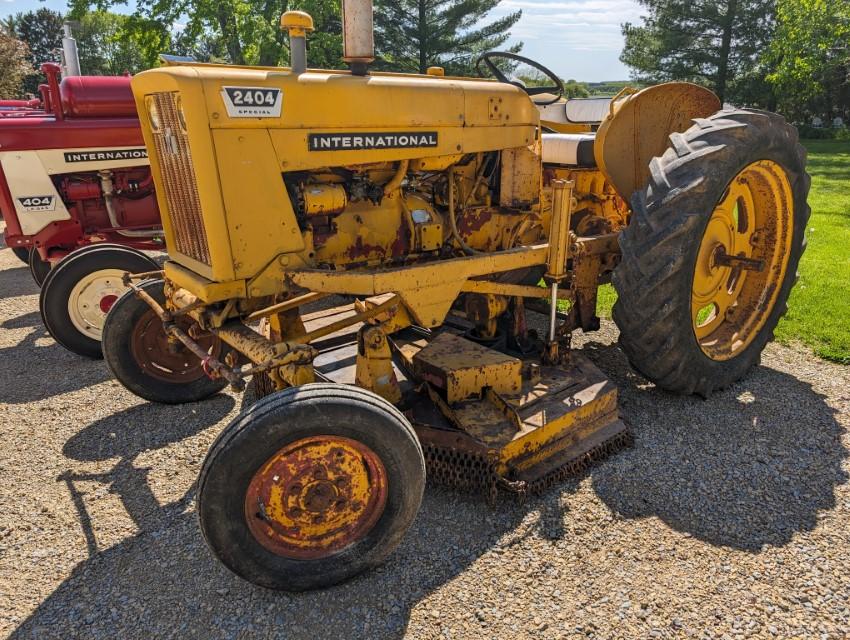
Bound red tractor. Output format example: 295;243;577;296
1;63;162;358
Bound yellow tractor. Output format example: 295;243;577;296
101;0;809;591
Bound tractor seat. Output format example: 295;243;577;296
541;133;597;168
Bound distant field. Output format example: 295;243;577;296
595;139;850;364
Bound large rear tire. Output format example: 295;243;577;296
39;244;159;358
102;278;231;404
612;109;810;397
198;383;425;591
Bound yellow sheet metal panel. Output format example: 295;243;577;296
163;260;247;302
131;68;236;283
212;129;305;280
499;145;542;208
267;126;534;171
413;333;522;403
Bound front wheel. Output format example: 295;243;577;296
39;244;159;358
198;383;426;591
102;278;231;403
612;109;810;397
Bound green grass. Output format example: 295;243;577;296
593;140;850;364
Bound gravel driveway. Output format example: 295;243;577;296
1;243;848;640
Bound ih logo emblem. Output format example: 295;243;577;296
220;86;282;118
18;195;55;212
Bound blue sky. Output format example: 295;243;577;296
1;0;644;81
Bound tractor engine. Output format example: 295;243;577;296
58;167;158;237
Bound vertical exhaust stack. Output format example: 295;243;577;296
61;22;81;77
341;0;375;76
281;11;314;74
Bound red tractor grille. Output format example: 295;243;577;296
150;92;211;266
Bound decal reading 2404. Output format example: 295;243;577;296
221;86;283;118
18;195;56;212
308;132;439;151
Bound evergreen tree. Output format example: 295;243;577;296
12;8;63;93
373;0;521;75
621;0;776;104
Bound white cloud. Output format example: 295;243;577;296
488;0;644;79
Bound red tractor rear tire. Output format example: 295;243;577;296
28;249;52;287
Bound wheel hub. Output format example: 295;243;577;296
129;309;220;383
691;160;793;360
245;435;388;559
67;269;128;339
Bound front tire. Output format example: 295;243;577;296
102;278;231;403
198;383;426;591
612;109;810;396
39;244;159;358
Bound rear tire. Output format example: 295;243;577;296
39;244;159;358
612;109;810;396
102;278;231;403
198;383;425;591
28;249;52;287
11;246;30;264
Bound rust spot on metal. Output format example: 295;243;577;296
244;435;388;560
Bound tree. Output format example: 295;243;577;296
563;79;590;99
373;0;522;75
68;0;343;69
621;0;776;104
0;29;33;98
75;11;167;75
12;8;63;93
767;0;850;121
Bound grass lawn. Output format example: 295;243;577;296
595;139;850;365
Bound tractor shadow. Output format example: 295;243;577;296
0;262;114;403
581;339;848;551
10;340;848;639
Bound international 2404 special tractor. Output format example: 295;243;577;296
0;62;162;358
101;0;809;591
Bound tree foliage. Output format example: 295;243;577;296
11;8;63;93
0;28;33;98
373;0;521;75
68;0;344;68
767;0;850;121
621;0;776;104
75;11;166;74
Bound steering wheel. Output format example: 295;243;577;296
476;51;564;105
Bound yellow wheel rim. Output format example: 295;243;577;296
244;435;388;559
691;160;794;361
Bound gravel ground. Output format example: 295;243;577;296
1;242;849;640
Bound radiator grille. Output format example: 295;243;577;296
150;92;211;266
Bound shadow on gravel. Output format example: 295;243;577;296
0;335;114;403
0;265;38;299
57;395;237;557
10;339;847;639
0;262;116;403
11;488;534;639
583;340;848;551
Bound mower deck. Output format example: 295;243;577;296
302;302;630;498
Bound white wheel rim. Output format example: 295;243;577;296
66;269;128;340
